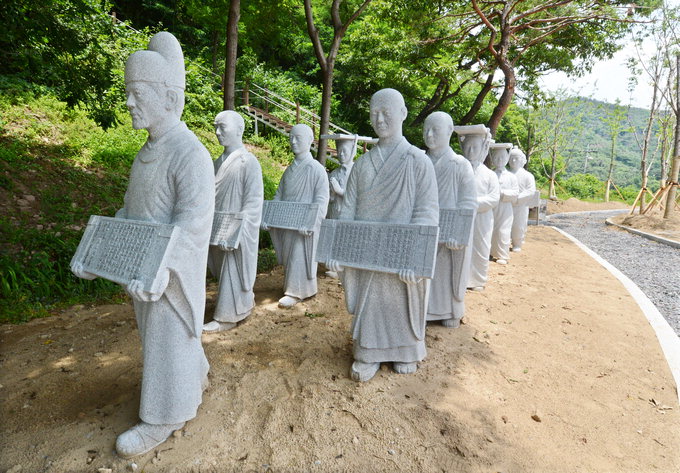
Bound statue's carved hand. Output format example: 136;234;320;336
72;262;96;280
399;269;418;285
330;178;342;194
260;222;269;231
127;271;168;303
298;229;313;236
327;259;342;272
446;241;464;251
219;240;235;251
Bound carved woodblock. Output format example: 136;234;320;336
438;208;475;246
261;201;319;232
210;211;243;248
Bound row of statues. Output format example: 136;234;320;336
71;32;536;458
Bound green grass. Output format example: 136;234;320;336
0;76;287;324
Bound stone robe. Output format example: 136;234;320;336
511;168;537;250
270;153;329;300
491;169;519;261
468;164;500;288
327;164;352;219
427;148;478;323
207;148;263;323
116;122;213;425
339;138;439;363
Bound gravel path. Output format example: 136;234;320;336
546;210;680;337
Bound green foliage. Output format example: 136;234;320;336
563;173;602;200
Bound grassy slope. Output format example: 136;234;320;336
0;80;285;323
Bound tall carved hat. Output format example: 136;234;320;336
125;32;185;90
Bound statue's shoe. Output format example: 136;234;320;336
116;421;185;459
350;361;380;382
441;318;461;328
278;295;301;308
495;259;508;265
468;286;485;292
203;320;236;332
511;247;522;252
393;361;417;374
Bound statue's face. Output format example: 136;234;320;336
460;135;488;164
337;140;356;164
125;82;166;131
508;153;526;171
290;127;313;155
423;116;451;150
215;116;241;148
490;148;510;170
370;97;404;140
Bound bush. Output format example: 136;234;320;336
563;173;602;200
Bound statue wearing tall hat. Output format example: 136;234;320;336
323;134;358;219
489;142;519;265
114;31;214;458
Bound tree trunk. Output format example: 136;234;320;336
487;58;515;136
410;78;449;127
664;53;680;219
459;73;495;125
223;0;240;111
605;138;616;202
316;63;334;166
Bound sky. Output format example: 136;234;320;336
538;2;678;109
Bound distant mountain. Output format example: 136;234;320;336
560;98;668;189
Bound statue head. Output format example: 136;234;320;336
454;124;491;166
508;147;527;172
370;88;407;141
214;110;245;148
423;111;454;152
124;32;185;131
489;142;513;170
290;124;314;157
337;136;358;166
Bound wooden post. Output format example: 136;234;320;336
295;102;301;124
243;79;250;106
665;52;680;219
264;89;269;114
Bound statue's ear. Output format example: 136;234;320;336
165;89;179;111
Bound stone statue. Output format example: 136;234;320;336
329;88;439;381
454;124;499;291
489;142;519;265
266;123;329;308
325;134;357;219
204;111;263;332
72;32;215;458
423;112;478;328
509;147;536;252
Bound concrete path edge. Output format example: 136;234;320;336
550;225;680;405
604;218;680;249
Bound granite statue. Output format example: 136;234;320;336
328;88;439;381
324;134;357;219
74;32;214;458
423;112;477;328
265;124;329;308
204;110;263;332
508;147;537;252
489;142;519;265
454;124;499;290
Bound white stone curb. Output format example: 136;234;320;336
545;208;629;219
551;226;680;405
605;218;680;249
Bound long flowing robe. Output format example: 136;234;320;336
339;138;439;363
468;164;500;288
116;122;213;425
207;148;263;323
427;148;478;323
490;169;519;261
327;163;352;219
270;153;329;300
511;168;536;250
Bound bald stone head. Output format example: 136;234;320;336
290;123;314;158
214;110;245;149
370;88;408;141
423;111;454;153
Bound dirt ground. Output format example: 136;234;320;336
1;225;679;473
546;197;629;214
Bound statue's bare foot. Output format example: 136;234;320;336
393;362;417;374
350;361;380;382
116;421;185;459
495;258;508;265
278;295;301;308
441;318;460;328
203;321;236;333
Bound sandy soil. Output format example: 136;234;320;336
1;226;679;473
546;197;628;214
610;213;680;243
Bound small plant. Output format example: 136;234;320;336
304;311;324;319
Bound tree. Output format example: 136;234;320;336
602;100;630;202
303;0;372;164
223;0;240;110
